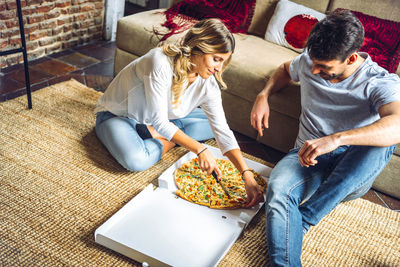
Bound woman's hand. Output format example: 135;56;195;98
243;171;265;208
223;149;264;208
170;131;222;176
198;148;222;177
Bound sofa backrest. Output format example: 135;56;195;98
168;0;400;75
169;0;399;32
327;0;400;22
170;0;331;37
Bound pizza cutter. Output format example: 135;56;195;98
212;171;231;198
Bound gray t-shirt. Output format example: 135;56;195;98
289;51;400;148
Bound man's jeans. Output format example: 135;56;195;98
95;108;213;171
266;145;396;267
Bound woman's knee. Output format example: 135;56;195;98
118;152;154;172
118;141;163;172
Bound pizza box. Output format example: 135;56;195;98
95;144;272;267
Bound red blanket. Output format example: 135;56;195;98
337;8;400;73
354;10;400;73
159;0;257;41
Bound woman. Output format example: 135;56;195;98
95;18;264;207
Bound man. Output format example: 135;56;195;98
250;10;400;266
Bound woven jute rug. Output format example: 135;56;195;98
1;79;399;266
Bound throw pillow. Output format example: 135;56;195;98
265;0;326;53
337;9;400;73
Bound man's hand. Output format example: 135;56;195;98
250;94;270;137
250;61;292;137
298;135;341;167
243;172;265;208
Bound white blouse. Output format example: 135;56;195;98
95;48;239;154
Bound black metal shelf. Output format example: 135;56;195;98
0;0;32;109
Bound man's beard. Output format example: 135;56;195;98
319;71;344;80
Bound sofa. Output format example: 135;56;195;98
113;0;400;199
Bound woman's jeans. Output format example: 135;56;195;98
95;108;213;171
266;144;396;267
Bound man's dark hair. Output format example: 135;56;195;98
306;9;364;62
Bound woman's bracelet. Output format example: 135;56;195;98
197;147;207;157
241;169;252;176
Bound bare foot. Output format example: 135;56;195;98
147;126;176;156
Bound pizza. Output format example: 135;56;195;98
174;158;267;209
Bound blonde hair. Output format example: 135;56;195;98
162;18;235;108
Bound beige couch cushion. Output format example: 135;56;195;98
225;34;300;119
114;48;139;75
222;90;300;153
116;9;163;56
116;9;186;57
221;91;259;139
247;0;280;37
374;151;400;198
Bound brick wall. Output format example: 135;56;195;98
0;0;104;69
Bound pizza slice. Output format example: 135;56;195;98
175;170;209;207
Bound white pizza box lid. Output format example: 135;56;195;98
95;144;272;267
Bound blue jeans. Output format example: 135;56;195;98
95;108;214;171
266;145;396;267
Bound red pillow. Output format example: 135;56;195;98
284;14;319;50
338;9;400;73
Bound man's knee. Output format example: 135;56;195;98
350;145;395;162
266;179;292;215
268;166;298;198
268;179;289;197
